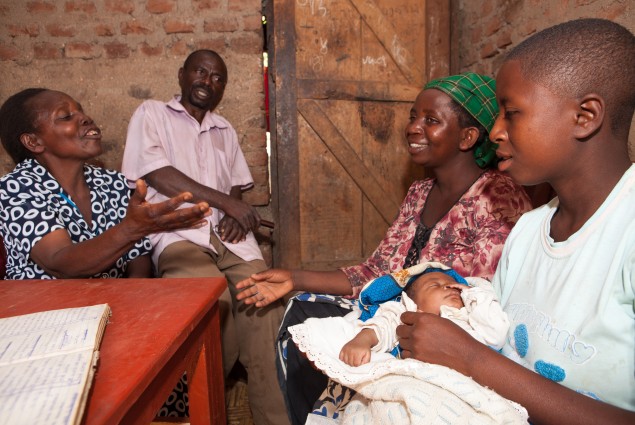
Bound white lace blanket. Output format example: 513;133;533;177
290;315;528;425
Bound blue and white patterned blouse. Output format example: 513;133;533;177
0;159;152;279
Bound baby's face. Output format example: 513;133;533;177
410;272;465;314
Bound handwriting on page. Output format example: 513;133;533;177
0;304;110;425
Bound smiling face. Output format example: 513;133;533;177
24;90;102;161
404;89;466;168
490;60;579;186
408;272;465;314
178;51;227;115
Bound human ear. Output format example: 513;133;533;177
19;133;44;154
573;94;604;139
459;127;480;151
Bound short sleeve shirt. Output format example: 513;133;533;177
0;159;152;279
121;97;262;264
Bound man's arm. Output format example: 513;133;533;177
145;166;260;233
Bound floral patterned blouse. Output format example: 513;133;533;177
341;170;532;297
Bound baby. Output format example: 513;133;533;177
340;262;508;366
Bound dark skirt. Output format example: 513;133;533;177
276;293;355;425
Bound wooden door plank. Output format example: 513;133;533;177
297;79;420;102
298;99;401;224
272;0;301;268
348;0;425;84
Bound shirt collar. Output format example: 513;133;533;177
166;96;228;130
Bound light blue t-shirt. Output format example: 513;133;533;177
494;164;635;411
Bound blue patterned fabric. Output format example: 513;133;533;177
358;261;468;322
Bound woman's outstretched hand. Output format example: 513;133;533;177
236;268;294;307
396;311;483;376
123;179;211;240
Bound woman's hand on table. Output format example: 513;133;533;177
123;179;211;240
236;268;294;307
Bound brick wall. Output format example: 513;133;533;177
0;0;273;262
451;0;635;157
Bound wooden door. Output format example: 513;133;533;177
267;0;450;269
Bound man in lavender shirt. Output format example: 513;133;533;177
122;50;288;425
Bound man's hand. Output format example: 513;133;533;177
223;195;261;233
216;215;247;243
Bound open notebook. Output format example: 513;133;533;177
0;304;111;425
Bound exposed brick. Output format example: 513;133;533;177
65;1;97;13
195;38;226;53
164;20;195;34
104;0;134;14
496;30;513;49
0;44;21;61
480;42;498;59
193;0;224;10
46;24;76;37
103;42;130;58
243;187;270;206
605;2;628;20
243;14;263;31
139;42;163;56
243;150;268;167
519;21;537;37
121;20;153;35
249;165;269;185
204;16;240;33
27;1;56;13
228;0;254;12
33;42;63;59
8;24;40;38
168;39;189;56
481;0;494;15
470;26;483;45
146;0;175;14
64;42;100;59
229;32;262;54
242;130;266;150
484;16;502;36
95;24;115;37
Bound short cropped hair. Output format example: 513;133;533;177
183;49;225;70
0;88;48;165
505;19;635;135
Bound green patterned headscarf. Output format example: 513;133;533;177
424;72;499;168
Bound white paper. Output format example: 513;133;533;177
0;304;110;425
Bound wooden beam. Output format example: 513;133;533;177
271;0;302;268
297;79;420;102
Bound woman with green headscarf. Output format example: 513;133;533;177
236;72;532;424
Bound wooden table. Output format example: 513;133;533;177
0;277;227;425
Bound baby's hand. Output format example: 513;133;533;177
339;339;372;367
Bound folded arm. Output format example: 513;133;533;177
145;166;260;233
